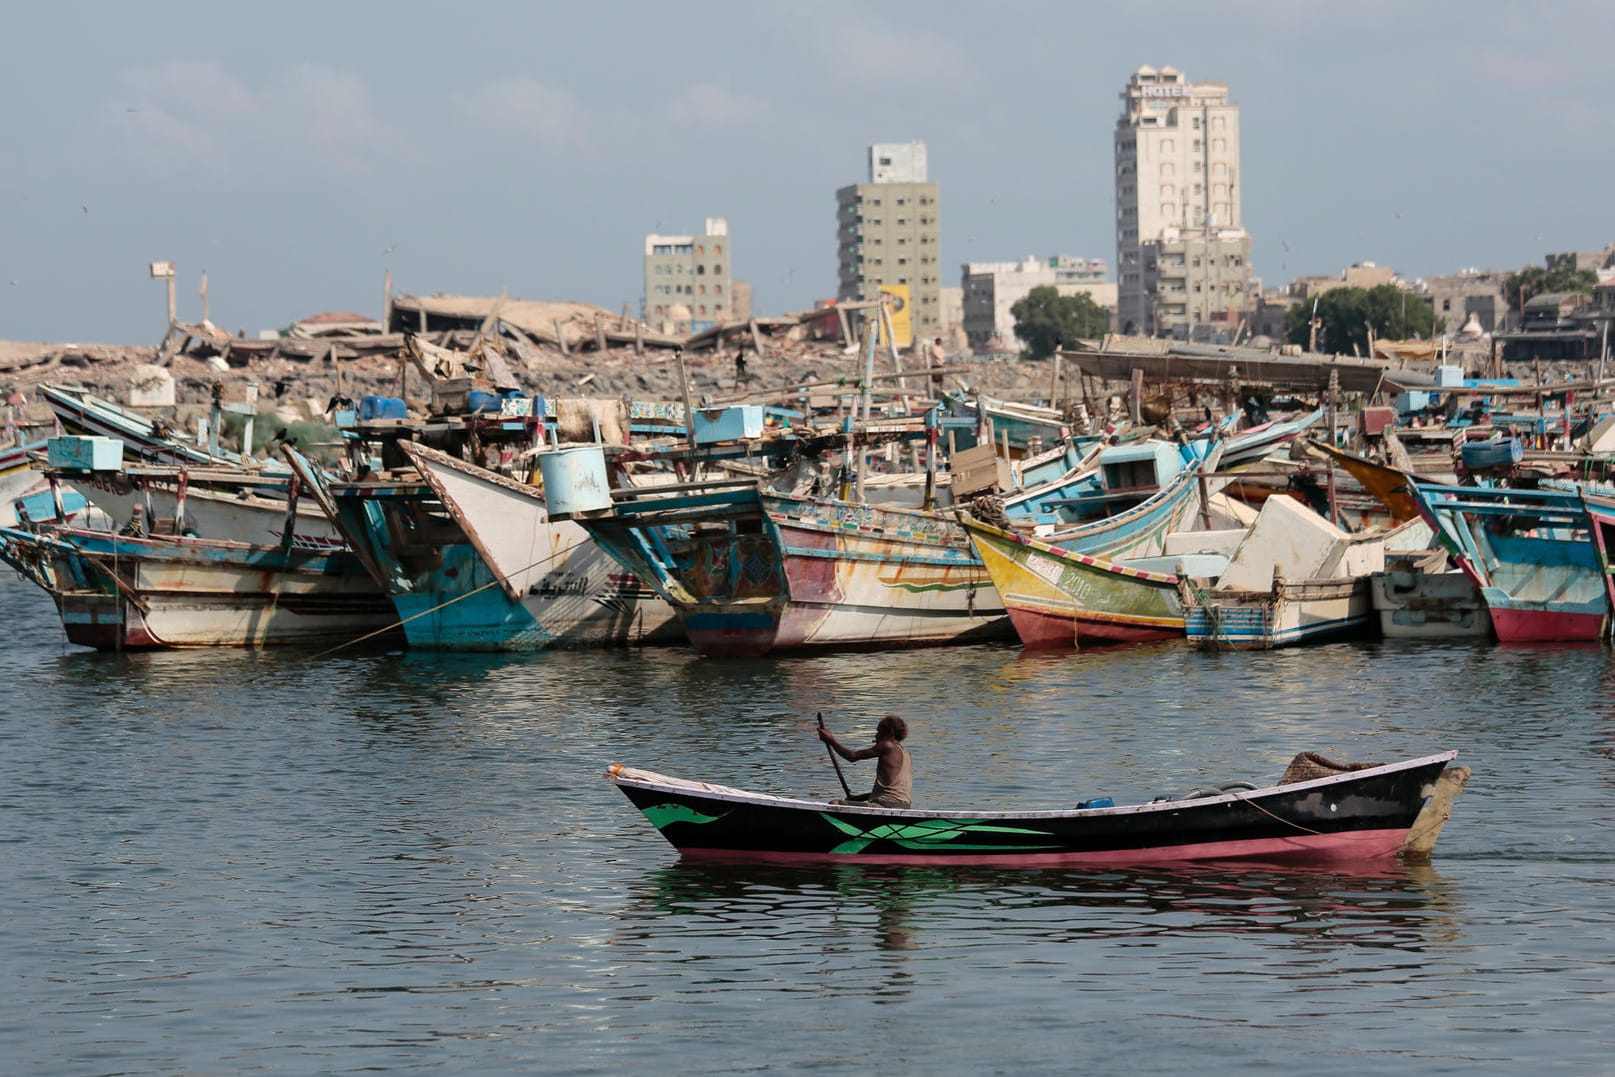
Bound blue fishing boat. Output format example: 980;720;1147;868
295;444;681;651
1411;482;1605;642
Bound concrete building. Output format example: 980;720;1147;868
938;285;964;350
836;142;943;345
1422;268;1507;337
1545;245;1615;273
644;218;732;333
960;256;1116;355
1114;65;1251;340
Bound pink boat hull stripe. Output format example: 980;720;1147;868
676;828;1412;867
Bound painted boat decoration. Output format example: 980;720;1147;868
300;444;680;651
1179;496;1433;650
1411;482;1605;642
578;477;1010;658
0;524;398;650
606;750;1467;867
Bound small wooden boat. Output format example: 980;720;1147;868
607;750;1467;867
1179;496;1432;650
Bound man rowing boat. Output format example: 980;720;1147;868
817;715;912;808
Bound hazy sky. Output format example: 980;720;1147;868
2;1;1609;345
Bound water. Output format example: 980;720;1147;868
3;573;1612;1074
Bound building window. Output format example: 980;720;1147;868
714;244;723;255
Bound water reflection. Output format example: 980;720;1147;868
620;858;1462;964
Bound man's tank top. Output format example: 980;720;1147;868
869;745;912;807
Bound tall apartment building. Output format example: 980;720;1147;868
836;142;942;345
644;218;732;333
1114;66;1251;340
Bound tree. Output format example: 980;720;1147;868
1503;264;1597;313
1284;284;1437;355
1010;286;1109;360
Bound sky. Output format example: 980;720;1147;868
1;1;1610;345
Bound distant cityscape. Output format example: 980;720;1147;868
642;64;1615;366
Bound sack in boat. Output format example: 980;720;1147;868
1280;751;1375;785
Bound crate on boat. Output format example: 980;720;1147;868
47;436;123;472
692;405;764;445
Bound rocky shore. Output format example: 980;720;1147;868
1;337;1084;433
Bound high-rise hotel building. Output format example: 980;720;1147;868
1114;66;1252;339
836;142;942;344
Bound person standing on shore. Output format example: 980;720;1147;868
927;337;946;395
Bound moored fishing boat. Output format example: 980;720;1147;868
958;446;1234;648
1412;482;1605;642
0;523;397;649
40;382;288;471
295;443;681;651
579;478;1010;658
1179;496;1432;650
606;750;1467;867
1573;489;1615;639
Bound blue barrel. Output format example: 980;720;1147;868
537;445;612;517
1461;437;1523;470
358;395;407;421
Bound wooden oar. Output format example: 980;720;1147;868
818;711;852;798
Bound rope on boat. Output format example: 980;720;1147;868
303;541;580;660
1225;788;1326;836
1226;785;1453;853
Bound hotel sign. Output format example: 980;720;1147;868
1140;85;1188;98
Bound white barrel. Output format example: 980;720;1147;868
538;445;612;516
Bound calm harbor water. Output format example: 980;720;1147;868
3;573;1613;1074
